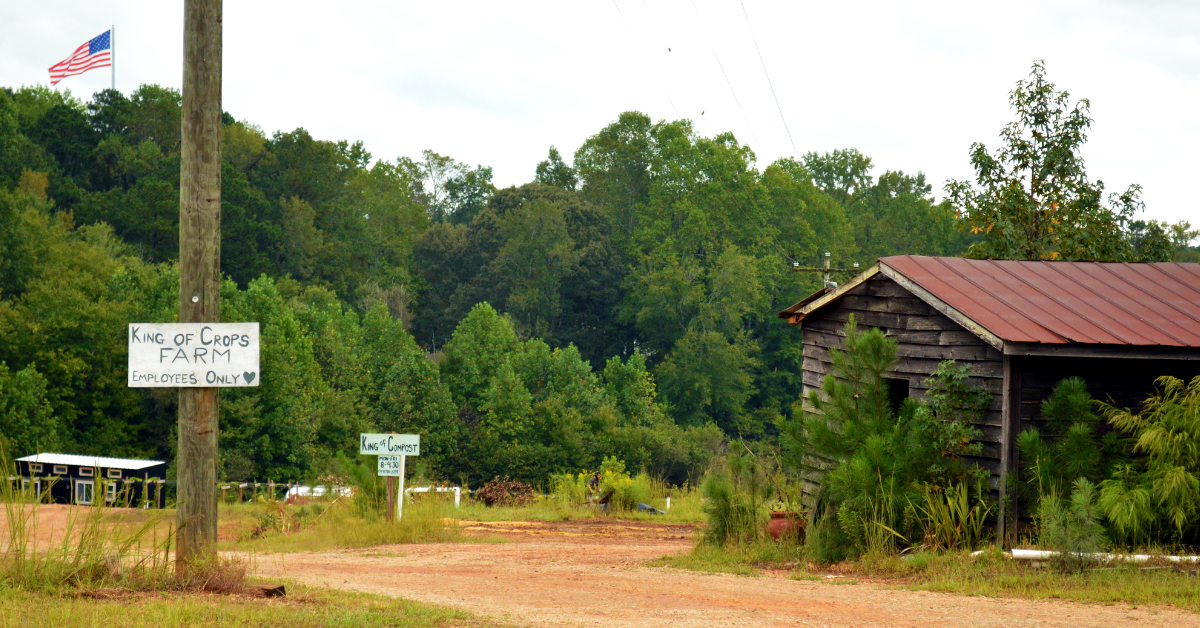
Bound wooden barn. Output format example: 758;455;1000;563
778;255;1200;536
14;453;168;508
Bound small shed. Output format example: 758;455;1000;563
15;453;168;508
779;255;1200;535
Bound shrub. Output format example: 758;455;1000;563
1098;375;1200;544
701;448;770;546
913;360;990;487
911;481;993;551
595;457;655;511
1019;377;1118;504
550;471;589;506
337;452;386;518
780;316;993;559
1038;478;1107;572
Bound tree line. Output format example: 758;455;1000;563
1;61;1195;485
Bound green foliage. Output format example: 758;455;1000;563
701;447;771;546
1037;478;1107;571
1098;376;1200;544
534;145;577;191
782;317;993;559
914;360;989;486
1018;377;1117;507
2;77;1124;497
440;303;520;410
0;362;56;456
337;452;386;518
946;61;1189;262
803;150;966;260
911;481;993;551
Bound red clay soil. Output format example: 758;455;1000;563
254;519;1199;628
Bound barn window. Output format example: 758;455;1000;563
52;465;67;475
30;463;42;473
884;377;910;414
106;483;117;502
79;467;94;477
108;469;122;479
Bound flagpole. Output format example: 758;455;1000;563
111;25;115;91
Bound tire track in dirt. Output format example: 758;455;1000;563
253;519;1196;628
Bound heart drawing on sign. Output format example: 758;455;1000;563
244;372;256;384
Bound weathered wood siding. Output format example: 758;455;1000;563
799;275;1005;495
1016;357;1200;435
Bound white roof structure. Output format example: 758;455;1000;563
16;453;164;471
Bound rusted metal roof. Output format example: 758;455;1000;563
779;256;1200;347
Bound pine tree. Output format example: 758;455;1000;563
1018;377;1118;508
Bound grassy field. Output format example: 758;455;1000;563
453;491;705;524
214;488;705;554
217;497;463;554
656;541;1200;611
0;583;502;628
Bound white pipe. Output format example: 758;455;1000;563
1008;549;1200;563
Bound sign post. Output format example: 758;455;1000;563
361;434;419;521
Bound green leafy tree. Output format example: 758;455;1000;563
602;352;666;427
440;303;520;412
0;362;57;456
534;146;578;191
946;61;1146;261
491;198;580;337
220;276;331;480
802;148;873;207
376;349;460;471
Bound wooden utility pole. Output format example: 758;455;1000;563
176;0;222;570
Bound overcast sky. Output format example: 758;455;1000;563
2;1;1197;226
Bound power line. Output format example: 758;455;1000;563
687;1;762;154
738;0;798;157
612;1;802;268
610;0;682;119
712;52;762;151
635;0;716;136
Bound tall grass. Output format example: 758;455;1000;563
0;444;250;594
223;491;460;553
1;462;185;592
551;458;662;513
701;448;771;546
910;481;993;551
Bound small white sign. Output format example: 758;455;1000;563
359;433;420;456
128;323;260;388
377;455;402;477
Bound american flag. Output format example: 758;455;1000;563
49;30;112;86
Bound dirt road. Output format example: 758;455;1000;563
255;519;1193;628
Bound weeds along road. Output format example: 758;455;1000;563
253;519;1196;628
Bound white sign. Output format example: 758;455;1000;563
127;323;260;388
359;433;420;456
377;455;402;477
